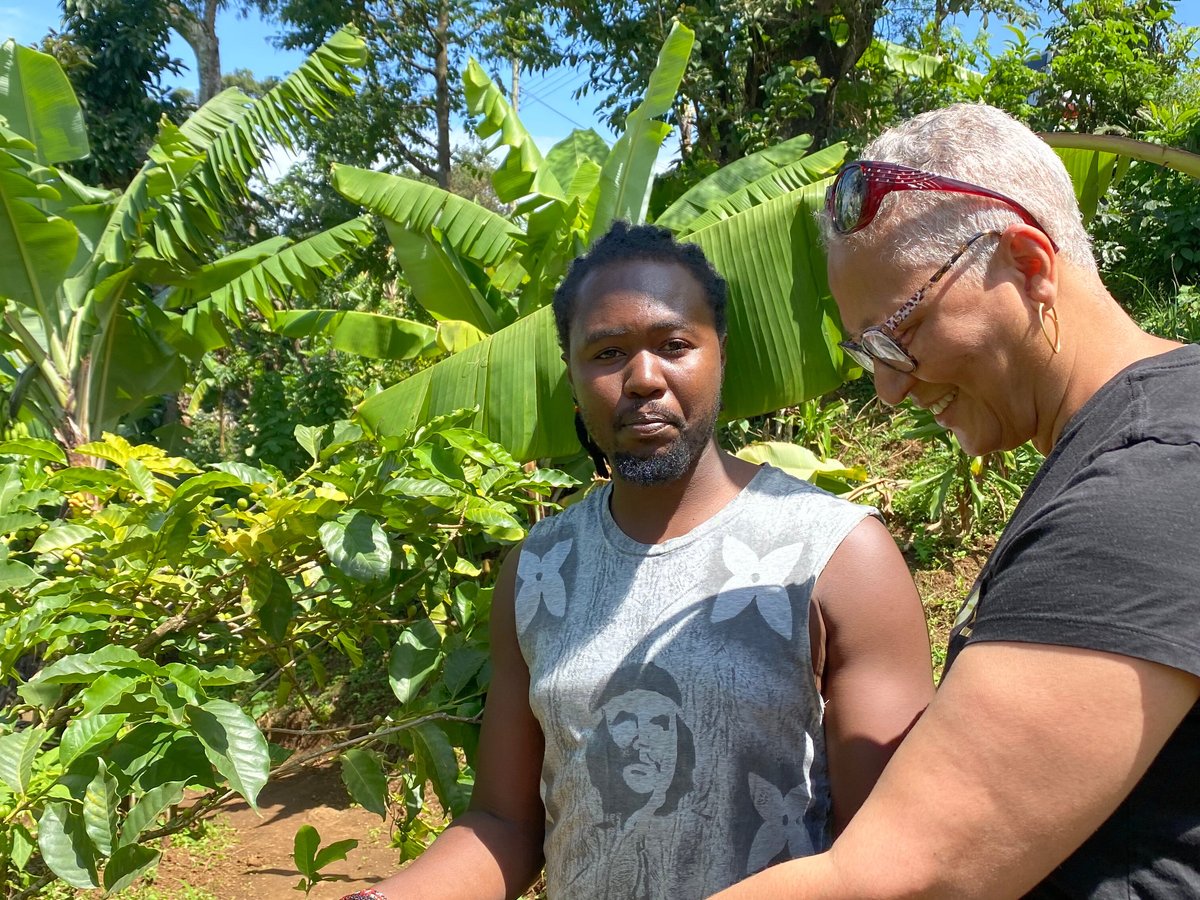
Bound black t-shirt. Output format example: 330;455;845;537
945;344;1200;898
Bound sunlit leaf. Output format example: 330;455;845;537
0;726;46;793
82;759;118;856
388;619;441;706
319;510;391;581
590;22;695;237
60;713;127;767
340;748;388;818
38;801;99;888
186;699;270;809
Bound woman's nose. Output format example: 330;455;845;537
872;364;917;407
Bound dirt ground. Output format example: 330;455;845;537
144;767;399;900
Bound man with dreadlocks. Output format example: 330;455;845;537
342;223;933;900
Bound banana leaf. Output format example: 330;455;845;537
0;139;77;324
1040;131;1200;179
0;39;89;166
659;140;848;235
464;58;562;202
1040;132;1200;223
271;309;437;360
589;22;695;239
384;226;511;334
332;164;523;272
545;130;611;200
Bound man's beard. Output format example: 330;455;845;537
607;394;721;487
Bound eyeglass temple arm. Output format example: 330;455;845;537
867;168;1060;251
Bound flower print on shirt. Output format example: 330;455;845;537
710;535;805;639
745;732;817;873
515;538;573;634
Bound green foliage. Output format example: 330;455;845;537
0;30;376;448
0;418;571;893
556;0;874;160
46;0;191;188
892;409;1043;542
292;823;357;894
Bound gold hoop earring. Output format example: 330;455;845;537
1038;303;1061;354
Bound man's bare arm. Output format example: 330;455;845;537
369;548;546;900
814;515;934;832
712;641;1200;898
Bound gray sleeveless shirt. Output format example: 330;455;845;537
515;465;874;898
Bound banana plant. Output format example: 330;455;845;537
0;29;434;451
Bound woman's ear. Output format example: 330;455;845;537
1003;224;1058;310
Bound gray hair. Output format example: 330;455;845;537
820;103;1097;277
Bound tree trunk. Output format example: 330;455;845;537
511;57;520;113
169;0;222;106
434;0;452;188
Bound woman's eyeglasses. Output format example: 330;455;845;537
839;230;1002;374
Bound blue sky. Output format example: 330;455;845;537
3;0;1199;161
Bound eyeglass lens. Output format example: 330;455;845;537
861;331;916;371
834;166;866;233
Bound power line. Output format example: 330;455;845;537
519;86;589;131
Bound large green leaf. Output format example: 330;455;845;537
340;748;388;818
60;713;127;767
411;722;470;816
0;726;46;793
0;136;78;322
272;309;436;360
118;781;187;847
88;304;189;430
1052;146;1129;226
159;235;293;310
333;164;522;272
38;800;99;888
589;22;695;238
185;699;270;809
88;27;365;283
687;183;844;419
0;40;89;164
1041;132;1200;224
388;619;442;706
464;58;561;202
357;183;843;461
1039;131;1200;179
385;225;507;334
103;843;161;893
356;304;572;460
319;510;392;581
82;759;118;857
545;130;611;201
199;217;376;327
657;139;847;234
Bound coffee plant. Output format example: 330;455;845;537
0;413;572;895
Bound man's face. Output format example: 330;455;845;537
827;240;1038;457
566;259;724;486
602;689;681;796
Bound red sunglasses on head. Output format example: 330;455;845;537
826;161;1058;250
